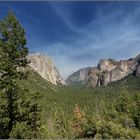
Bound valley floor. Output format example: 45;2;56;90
23;71;140;138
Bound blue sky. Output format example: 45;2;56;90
1;1;140;78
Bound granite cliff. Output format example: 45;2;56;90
66;54;140;87
27;53;64;85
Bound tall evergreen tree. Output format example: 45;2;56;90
0;11;42;138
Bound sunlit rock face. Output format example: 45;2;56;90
66;54;140;88
27;53;64;85
97;59;137;86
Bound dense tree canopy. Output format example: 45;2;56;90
0;11;42;138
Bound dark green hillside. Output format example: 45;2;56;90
23;70;140;138
24;70;140;113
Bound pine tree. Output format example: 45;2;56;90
0;11;42;138
72;104;87;138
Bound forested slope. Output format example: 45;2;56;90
23;70;140;138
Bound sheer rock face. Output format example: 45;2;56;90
135;54;140;78
136;65;140;77
97;59;137;86
27;53;64;85
65;67;90;86
66;54;140;87
86;68;100;88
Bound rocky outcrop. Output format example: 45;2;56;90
27;53;64;85
96;59;137;86
135;54;140;78
136;64;140;78
98;59;116;72
86;68;101;88
65;67;91;86
66;54;140;87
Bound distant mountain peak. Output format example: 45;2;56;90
66;53;140;87
27;53;65;85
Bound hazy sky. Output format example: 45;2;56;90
1;1;140;79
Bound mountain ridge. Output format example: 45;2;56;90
27;53;65;85
26;52;140;87
66;53;140;87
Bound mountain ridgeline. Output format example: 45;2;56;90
28;53;140;88
27;53;65;85
66;54;140;87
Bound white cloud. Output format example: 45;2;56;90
43;6;140;79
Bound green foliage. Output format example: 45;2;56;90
23;71;140;138
0;11;42;138
72;104;87;138
10;122;32;139
52;108;71;138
